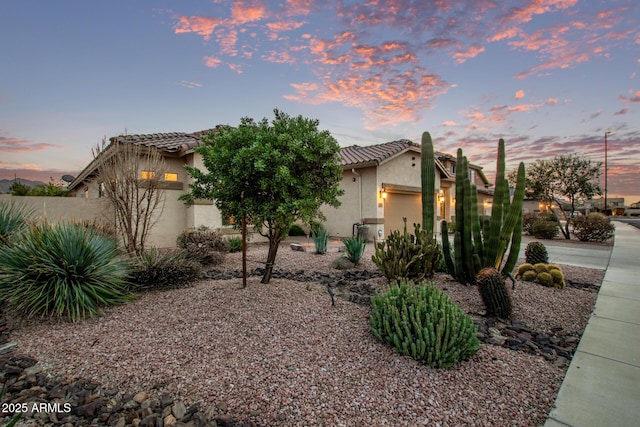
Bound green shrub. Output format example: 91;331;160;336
228;236;243;253
0;202;33;245
311;225;329;254
128;248;202;291
572;213;615;242
532;220;559;239
370;279;480;368
373;220;440;282
523;211;557;235
0;223;132;322
177;226;229;266
288;224;307;236
343;235;366;265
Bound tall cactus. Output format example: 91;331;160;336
441;138;526;284
421;132;435;236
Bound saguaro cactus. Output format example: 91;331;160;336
421;131;435;236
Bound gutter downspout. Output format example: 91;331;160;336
351;169;362;223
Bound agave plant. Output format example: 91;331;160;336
343;236;366;266
0;222;133;322
311;224;329;254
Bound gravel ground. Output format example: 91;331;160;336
9;239;607;426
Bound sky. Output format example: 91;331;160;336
1;0;639;203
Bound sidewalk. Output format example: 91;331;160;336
545;222;640;427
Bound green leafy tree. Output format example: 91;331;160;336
514;154;602;239
9;181;31;196
27;182;71;197
181;109;344;284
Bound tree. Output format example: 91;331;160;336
9;181;31;196
181;109;344;284
92;139;167;256
517;154;602;239
27;181;71;197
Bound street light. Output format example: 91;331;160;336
604;131;612;211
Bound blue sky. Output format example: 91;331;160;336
1;0;639;203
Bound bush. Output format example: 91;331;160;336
370;279;480;368
0;223;132;321
516;262;565;289
572;213;615;242
532;220;559;239
73;218;118;241
288;224;307;236
228;236;243;253
311;225;329;254
523;211;557;235
177;226;229;266
128;248;202;291
373;221;440;282
343;236;366;265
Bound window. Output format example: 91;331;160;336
141;171;178;181
98;182;105;198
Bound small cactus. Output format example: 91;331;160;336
522;270;538;282
476;267;512;319
534;263;548;274
525;241;549;265
536;271;554;287
549;269;565;289
516;263;534;276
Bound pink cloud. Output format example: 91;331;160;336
203;56;222;68
174;16;221;40
230;0;268;24
453;44;485;64
443;121;457;127
546;98;558;105
619;90;640;103
515;90;525;99
0;136;56;153
614;107;629;115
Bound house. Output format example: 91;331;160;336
69;131;493;247
321;140;493;240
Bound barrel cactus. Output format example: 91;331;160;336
476;267;512;319
370;279;480;368
525;241;548;265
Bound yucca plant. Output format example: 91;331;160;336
343;235;366;265
0;222;133;322
311;224;329;254
0;201;33;245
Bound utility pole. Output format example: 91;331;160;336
604;131;611;212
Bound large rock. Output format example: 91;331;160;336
332;256;354;270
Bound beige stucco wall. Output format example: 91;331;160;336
0;194;114;225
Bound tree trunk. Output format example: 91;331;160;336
261;237;281;284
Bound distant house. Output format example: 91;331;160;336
321;140;493;239
69;132;493;247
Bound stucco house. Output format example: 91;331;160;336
69;131;493;247
321;140;493;240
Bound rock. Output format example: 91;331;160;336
172;401;187;420
165;414;177;426
134;391;149;403
114;417;127;427
215;415;237;427
332;256;354;270
290;243;306;252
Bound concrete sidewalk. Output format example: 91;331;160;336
545;222;640;427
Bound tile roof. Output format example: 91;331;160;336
110;128;219;152
340;139;420;167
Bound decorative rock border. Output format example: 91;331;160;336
0;353;259;427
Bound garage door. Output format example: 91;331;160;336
384;192;422;237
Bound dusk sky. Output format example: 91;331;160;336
1;0;639;203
